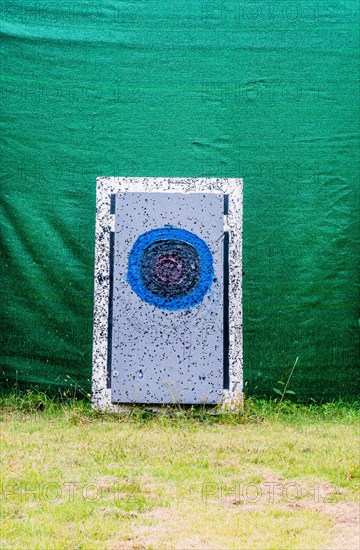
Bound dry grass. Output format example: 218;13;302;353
0;396;359;549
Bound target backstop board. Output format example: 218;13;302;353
92;178;243;410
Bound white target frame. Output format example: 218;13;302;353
92;177;243;411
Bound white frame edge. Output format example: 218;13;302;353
92;177;243;411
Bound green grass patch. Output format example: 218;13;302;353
1;391;359;549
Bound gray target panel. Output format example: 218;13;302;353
110;192;225;404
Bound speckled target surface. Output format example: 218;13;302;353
111;192;224;404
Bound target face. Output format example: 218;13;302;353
110;191;225;404
127;227;214;310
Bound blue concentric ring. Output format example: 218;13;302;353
127;227;214;310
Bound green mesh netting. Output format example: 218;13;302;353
1;1;359;399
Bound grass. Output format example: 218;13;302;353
1;391;359;549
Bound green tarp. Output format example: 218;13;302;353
1;1;359;399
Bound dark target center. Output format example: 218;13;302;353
154;254;185;285
140;239;201;299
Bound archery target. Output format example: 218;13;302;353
110;191;225;404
